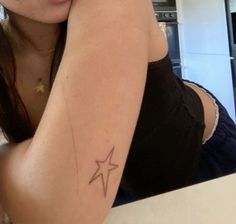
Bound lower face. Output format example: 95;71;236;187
0;0;72;23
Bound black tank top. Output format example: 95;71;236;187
120;54;205;199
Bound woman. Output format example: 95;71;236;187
0;0;236;223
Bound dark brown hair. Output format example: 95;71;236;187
0;7;67;143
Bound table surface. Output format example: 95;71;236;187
103;173;236;224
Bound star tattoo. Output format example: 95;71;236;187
89;146;119;197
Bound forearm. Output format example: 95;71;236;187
1;1;152;223
29;2;150;223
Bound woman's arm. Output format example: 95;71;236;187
0;0;153;223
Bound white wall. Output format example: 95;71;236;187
177;0;236;121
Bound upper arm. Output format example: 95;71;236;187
4;1;153;223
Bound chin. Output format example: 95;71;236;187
36;13;69;24
44;14;69;24
38;2;71;24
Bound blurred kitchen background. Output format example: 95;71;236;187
153;0;236;121
0;0;236;121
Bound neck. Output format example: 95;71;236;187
4;12;60;55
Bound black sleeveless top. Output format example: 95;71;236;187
120;54;205;199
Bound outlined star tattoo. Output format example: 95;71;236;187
89;146;119;197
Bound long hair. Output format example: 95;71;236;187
0;7;67;143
